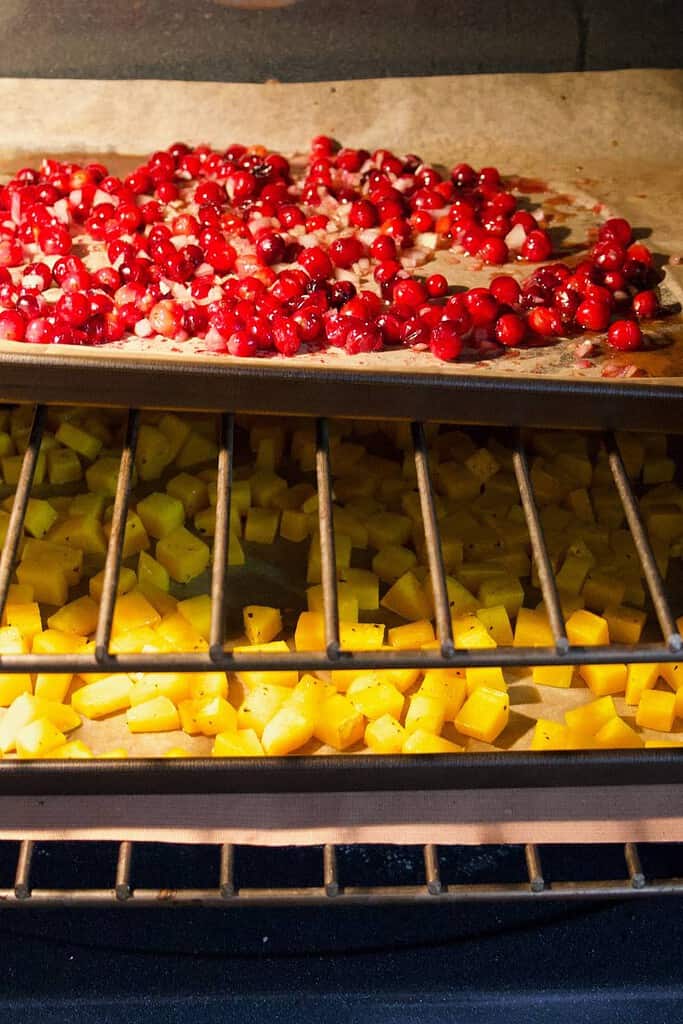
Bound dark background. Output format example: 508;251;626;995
0;0;680;81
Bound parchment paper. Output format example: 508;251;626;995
1;69;682;842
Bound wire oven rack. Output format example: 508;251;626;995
0;402;681;795
2;838;683;906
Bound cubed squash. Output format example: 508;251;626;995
237;683;292;736
387;620;435;649
347;674;404;721
636;689;676;732
476;606;514;646
365;714;407;754
22;538;83;587
0;626;31;706
532;664;575;689
513;608;554;647
340;568;379;611
137;550;170;592
262;705;314;755
402;730;464;754
371;545;417;583
603;604;647;645
404;693;445;736
47;596;99;637
126;695;180;733
452;615;497;650
314;694;364;751
465;667;507;695
71;674;133;719
565;609;610;646
454;687;509;744
594;716;643;749
166;473;209;517
280;510;310;543
130;672;192;707
625;663;661;705
157;413;191;461
104;511;150;560
243;605;282;645
244;507;280;545
420;670;467;720
381;571;432;621
47;447;83;485
189;672;229;702
306;583;359;623
48;515;108;557
176;594;212;642
135;424;173;481
530;719;570;751
3;602;42;641
16;717;66;758
156;527;210;584
156;612;209;652
578;663;627;697
305;531;352;584
51;740;94;759
564;695;616;736
137;492;185;539
232;641;298;688
89;566;137;603
477;575;524;617
196;696;237;736
212;729;265;757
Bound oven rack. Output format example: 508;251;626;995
0;403;681;794
1;838;682;906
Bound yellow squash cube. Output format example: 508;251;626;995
402;730;464;754
176;594;211;642
3;602;42;641
22;498;58;539
137;492;185;540
340;568;380;611
603;604;647;646
381;571;432;621
365;714;407;754
22;538;83;587
237;683;292;736
478;575;524;617
189;672;229;702
636;689;676;732
530;719;570;750
405;693;445;736
262;705;315;755
16;560;68;608
72;674;134;719
51;740;94;759
156;612;208;653
307;583;359;623
135;424;173;481
130;672;192;706
47;447;83;485
532;664;575;689
55;421;103;461
196;696;237;736
594;716;643;749
388;620;435;649
137;550;170;592
420;670;467;720
166;473;209;517
280;509;310;543
86;456;123;497
513;608;553;647
454;687;509;744
565;609;610;646
661;662;683;692
232;641;297;688
347;674;404;721
314;694;364;750
156;527;210;584
625;663;660;705
126;695;180;733
244;507;280;545
243;605;282;645
0;626;31;706
465;667;507;695
47;596;99;637
213;729;265;757
564;695;616;736
578;663;627;697
476;606;514;646
15;717;66;758
371;545;417;584
48;515;108;557
69;492;106;519
452;616;497;650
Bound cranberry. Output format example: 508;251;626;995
205;240;237;273
495;313;526;347
0;309;26;341
464;288;498;326
393;278;427;308
292;308;323;342
156;181;179;203
370;235;397;262
622;258;651;289
598;217;632;247
429;321;462;361
553;287;581;324
272;316;301;356
227;329;258;357
478;237;509;265
0;239;24;267
376;311;403;346
632;290;658;319
602;270;627;293
510;211;537;233
149;299;183;339
627;242;654;266
56;291;90;326
329;236;364;269
607;319;643;351
592;241;625;271
345;323;382;354
22;262;52;292
575;299;611;332
410;210;433;233
520;229;552;262
374;259;402;287
461;227;487;255
451;163;477;188
401;315;430;348
61;268;92;293
298;246;333;281
15;293;43;320
38;226;71;255
528;307;563;337
425;273;448;298
349;200;378;229
490;275;520;306
24;316;54;344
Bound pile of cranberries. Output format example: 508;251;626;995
0;137;662;361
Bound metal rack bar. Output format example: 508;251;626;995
606;434;682;654
94;409;140;661
1;839;682;907
209;413;235;659
412;422;454;656
0;404;46;624
512;435;568;654
315;418;340;658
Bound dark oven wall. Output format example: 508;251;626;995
0;0;680;81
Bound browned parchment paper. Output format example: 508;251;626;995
0;70;682;382
1;70;682;842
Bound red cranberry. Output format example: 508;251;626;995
602;270;627;293
298;246;333;281
56;292;90;326
401;315;430;348
461;226;487;255
478;237;509;265
464;288;498;326
149;299;183;339
227;329;258;357
510;210;536;233
632;290;658;319
345;323;382;354
292;308;323;342
425;273;448;298
256;232;286;266
627;242;654;267
15;293;43;320
429;321;462;361
182;306;208;336
393;278;427;308
376;311;403;346
0;309;26;341
205;239;237;273
61;268;92;293
528;307;563;337
607;319;643;351
272;316;301;356
451;163;476;188
575;299;611;332
490;275;520;306
349;200;378;229
25;316;54;344
598;217;632;247
329;236;364;269
38;226;71;256
370;235;397;261
0;239;24;267
592;241;625;271
553;287;581;324
520;229;552;262
329;280;357;308
495;313;526;347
